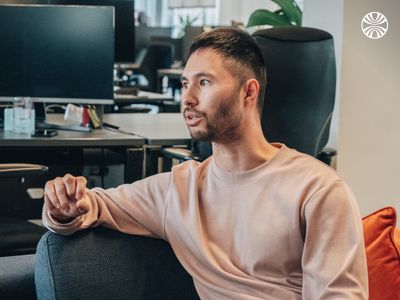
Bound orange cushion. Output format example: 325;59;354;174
362;207;400;300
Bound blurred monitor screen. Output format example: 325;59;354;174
54;0;135;63
0;4;114;103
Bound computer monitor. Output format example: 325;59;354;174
0;4;114;104
135;26;172;51
53;0;135;64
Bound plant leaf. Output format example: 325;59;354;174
274;9;292;24
271;0;302;25
247;9;291;27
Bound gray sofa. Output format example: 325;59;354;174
1;227;199;300
0;253;37;299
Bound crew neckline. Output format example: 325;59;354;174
210;143;286;182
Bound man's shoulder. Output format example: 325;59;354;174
277;145;342;184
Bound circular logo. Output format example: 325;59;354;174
361;12;388;39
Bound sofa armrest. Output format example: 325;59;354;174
162;147;203;162
35;227;199;300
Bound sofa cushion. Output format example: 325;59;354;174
362;206;400;300
0;254;36;300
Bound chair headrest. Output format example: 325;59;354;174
253;26;333;43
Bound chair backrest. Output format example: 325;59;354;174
253;27;336;156
139;43;174;92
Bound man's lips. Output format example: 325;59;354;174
184;110;203;127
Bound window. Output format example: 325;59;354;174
135;0;219;37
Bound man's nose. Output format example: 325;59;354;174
182;87;198;107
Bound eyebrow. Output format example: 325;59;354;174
180;72;217;82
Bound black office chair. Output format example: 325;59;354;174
162;26;337;166
253;26;336;161
162;141;212;164
0;164;48;256
138;43;175;93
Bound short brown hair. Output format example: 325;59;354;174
188;28;267;114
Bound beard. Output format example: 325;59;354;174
184;91;243;143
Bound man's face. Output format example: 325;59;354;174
181;48;244;143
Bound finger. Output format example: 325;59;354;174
75;176;87;199
53;177;71;211
45;194;57;210
44;194;59;215
45;196;76;222
45;195;65;218
44;180;61;210
76;198;89;214
62;173;76;197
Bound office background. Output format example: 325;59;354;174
1;0;398;221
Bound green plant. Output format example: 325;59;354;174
247;0;302;27
177;14;199;38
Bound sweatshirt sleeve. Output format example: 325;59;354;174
300;180;369;300
42;172;172;239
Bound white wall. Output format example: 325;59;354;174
218;0;277;26
339;0;400;219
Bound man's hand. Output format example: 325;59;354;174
44;174;89;222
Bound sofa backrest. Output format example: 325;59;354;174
35;227;199;300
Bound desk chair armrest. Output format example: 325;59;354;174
317;147;337;166
162;147;204;163
0;164;48;177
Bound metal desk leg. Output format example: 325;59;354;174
125;147;144;183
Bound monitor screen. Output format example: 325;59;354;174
135;26;172;51
0;4;114;103
54;0;135;63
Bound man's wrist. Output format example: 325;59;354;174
50;213;76;224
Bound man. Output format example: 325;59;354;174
43;28;368;299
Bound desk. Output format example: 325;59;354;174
104;113;190;176
113;91;175;112
1;113;190;180
104;113;190;145
0;124;144;183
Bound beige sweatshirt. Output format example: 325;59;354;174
43;144;368;300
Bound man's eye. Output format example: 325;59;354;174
181;82;189;89
200;79;211;86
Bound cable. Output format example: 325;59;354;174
44;104;67;113
103;124;147;139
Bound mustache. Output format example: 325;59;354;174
183;107;206;117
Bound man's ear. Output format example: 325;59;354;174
243;79;259;108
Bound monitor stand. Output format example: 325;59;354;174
34;103;93;132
